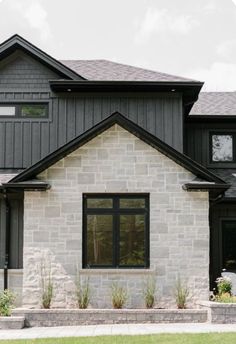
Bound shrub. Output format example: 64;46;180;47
40;259;53;309
216;276;232;296
216;292;236;303
143;277;156;308
76;276;90;309
111;283;127;309
0;289;16;316
174;277;189;309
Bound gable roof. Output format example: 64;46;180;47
190;92;236;116
9;112;228;190
0;34;84;80
61;59;199;82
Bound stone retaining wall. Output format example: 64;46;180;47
0;317;25;330
12;309;208;327
198;301;236;323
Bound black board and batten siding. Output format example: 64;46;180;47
0;94;183;169
0;193;23;269
185;122;236;167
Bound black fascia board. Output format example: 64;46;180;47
186;115;236;122
0;34;84;80
9;112;227;186
183;183;230;191
49;79;203;92
0;181;50;190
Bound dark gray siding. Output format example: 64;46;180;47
0;50;60;92
210;203;236;288
0;198;5;268
185;121;236;167
0;193;23;269
0;93;183;168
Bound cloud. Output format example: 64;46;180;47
189;62;236;91
217;39;236;60
135;7;199;43
7;0;52;41
232;0;236;6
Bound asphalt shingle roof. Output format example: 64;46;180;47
210;169;236;198
60;59;197;82
191;92;236;116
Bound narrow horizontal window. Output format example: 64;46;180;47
21;104;47;118
0;103;48;118
0;106;16;116
83;194;149;269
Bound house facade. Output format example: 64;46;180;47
0;35;234;308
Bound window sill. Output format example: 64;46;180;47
79;268;155;275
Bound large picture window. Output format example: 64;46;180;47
83;194;149;268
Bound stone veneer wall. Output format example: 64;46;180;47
23;124;209;308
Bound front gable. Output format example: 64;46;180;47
0;34;84;81
9;112;228;196
0;50;61;91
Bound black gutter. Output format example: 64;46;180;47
3;190;10;290
182;183;230;191
0;182;51;191
49;80;203;92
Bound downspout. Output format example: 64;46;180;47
3;189;10;290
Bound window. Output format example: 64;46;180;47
211;133;235;163
222;221;236;271
0;104;48;118
83;194;149;268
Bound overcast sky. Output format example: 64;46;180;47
0;0;236;91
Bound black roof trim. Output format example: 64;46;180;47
49;79;203;91
183;183;230;191
0;180;50;191
9;112;227;185
187;115;236;122
0;34;85;80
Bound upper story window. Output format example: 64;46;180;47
0;104;48;118
211;133;234;162
83;194;149;269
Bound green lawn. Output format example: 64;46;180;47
1;333;236;344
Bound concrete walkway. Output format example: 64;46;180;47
1;323;236;340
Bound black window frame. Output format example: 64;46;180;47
83;193;150;269
209;131;236;164
0;103;48;118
